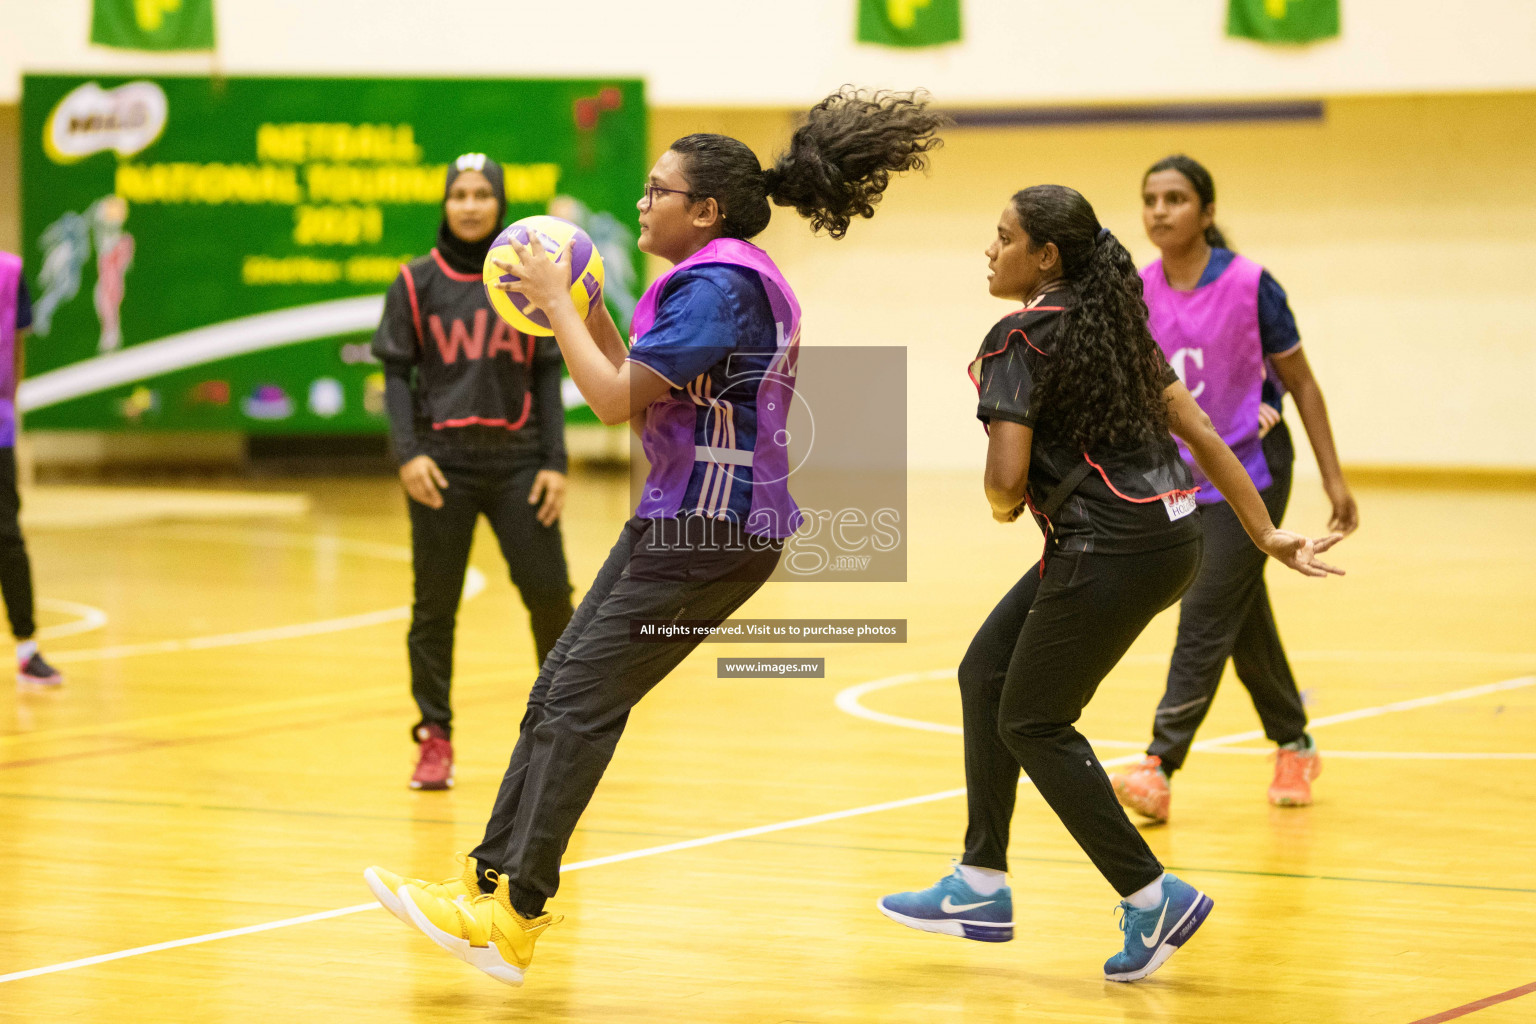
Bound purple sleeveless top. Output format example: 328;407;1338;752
628;238;803;538
1141;253;1271;504
0;253;20;448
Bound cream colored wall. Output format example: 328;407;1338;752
6;0;1536;105
655;94;1536;473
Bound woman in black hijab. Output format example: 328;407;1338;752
371;153;575;792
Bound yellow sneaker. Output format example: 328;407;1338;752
363;852;484;926
399;873;559;987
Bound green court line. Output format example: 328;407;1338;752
4;788;1532;897
725;835;1536;896
0;788;686;838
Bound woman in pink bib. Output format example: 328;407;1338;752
1112;155;1359;823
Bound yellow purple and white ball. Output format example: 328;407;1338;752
482;215;604;336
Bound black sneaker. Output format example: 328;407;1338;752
17;651;63;687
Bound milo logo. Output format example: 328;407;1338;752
44;81;168;164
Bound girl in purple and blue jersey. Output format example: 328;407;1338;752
366;88;945;987
1112;155;1358;823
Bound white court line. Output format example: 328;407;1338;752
0;788;968;986
838;670;1536;760
1190;676;1536;751
1188;748;1536;760
0;905;379;985
35;598;109;641
49;568;484;666
834;669;959;734
43;530;485;666
3;673;1531;986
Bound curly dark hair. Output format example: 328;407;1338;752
1144;154;1229;250
1012;185;1172;454
669;87;946;241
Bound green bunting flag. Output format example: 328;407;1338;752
1227;0;1339;44
91;0;216;52
856;0;962;49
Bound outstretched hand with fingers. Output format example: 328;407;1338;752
491;231;574;317
1260;529;1345;578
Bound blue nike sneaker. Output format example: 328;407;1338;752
1103;874;1213;982
877;867;1013;942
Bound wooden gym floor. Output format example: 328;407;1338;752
1;468;1532;1023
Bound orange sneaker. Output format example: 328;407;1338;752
1111;755;1170;823
1269;737;1322;806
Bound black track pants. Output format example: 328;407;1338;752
959;538;1201;897
407;453;573;737
471;515;781;917
1150;423;1307;773
0;448;35;640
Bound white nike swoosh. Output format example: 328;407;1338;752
939;895;996;914
1139;900;1170;948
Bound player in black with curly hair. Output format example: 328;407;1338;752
879;185;1344;982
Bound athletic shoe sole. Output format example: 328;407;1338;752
16;674;63;687
1270;754;1323;807
876;899;1014;942
409;774;453;791
1111;778;1169;823
398;886;526;987
363;868;412;926
1104;891;1214;982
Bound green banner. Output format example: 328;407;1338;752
856;0;961;48
91;0;217;51
1227;0;1339;44
20;74;646;433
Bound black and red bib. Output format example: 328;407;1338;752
374;247;556;435
970;286;1201;555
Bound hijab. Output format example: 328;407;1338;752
435;152;507;275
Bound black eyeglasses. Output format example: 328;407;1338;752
641;182;693;209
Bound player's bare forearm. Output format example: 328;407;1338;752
548;301;629;424
584;301;629;371
549;303;673;426
1164;382;1277;546
984;420;1032;522
573;301;650;435
1275;350;1348;494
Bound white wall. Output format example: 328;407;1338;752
3;0;1536;107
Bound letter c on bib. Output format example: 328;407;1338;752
1170;347;1205;400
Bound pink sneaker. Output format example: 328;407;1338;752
17;651;63;687
1269;739;1322;806
1111;755;1170;823
410;724;454;790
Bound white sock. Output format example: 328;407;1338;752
956;864;1007;896
16;639;36;664
1125;873;1166;910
